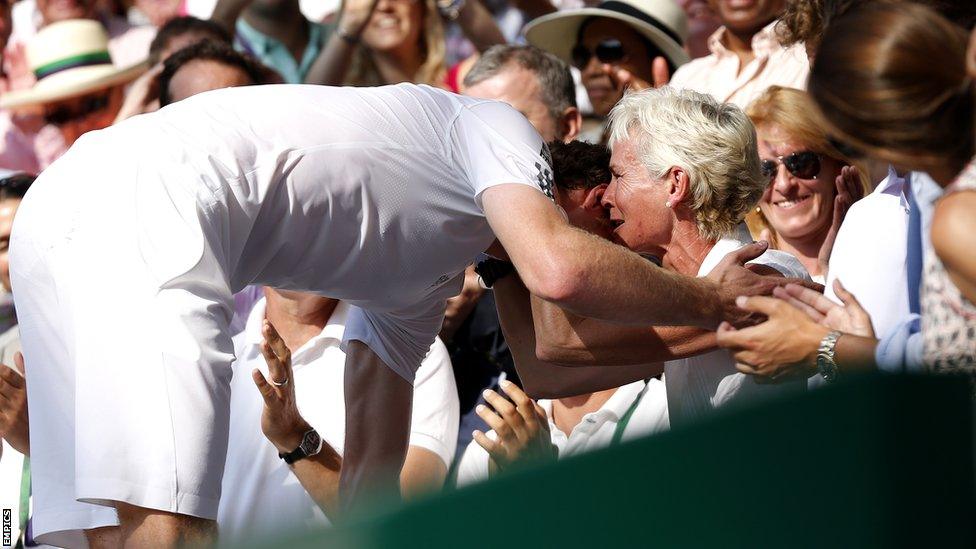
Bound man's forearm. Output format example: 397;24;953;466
530;293;715;366
494;275;663;399
289;443;344;518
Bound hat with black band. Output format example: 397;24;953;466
524;0;690;69
0;19;147;110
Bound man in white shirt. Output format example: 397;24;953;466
11;83;801;546
218;288;458;541
455;378;668;486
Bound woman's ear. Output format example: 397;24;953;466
667;167;690;207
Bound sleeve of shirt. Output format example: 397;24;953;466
455;434;494;488
449;101;554;210
748;248;813;281
875;314;925;373
341;297;447;385
408;336;460;468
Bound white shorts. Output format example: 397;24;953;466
12;151;235;545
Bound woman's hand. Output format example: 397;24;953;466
818;165;864;275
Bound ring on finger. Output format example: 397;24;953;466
270;377;289;387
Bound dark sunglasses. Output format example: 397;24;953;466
571;38;627;69
760;151;822;181
44;93;111;126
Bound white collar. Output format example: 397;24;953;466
242;296;351;363
540;379;648;427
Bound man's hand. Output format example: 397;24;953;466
715;296;829;383
472;380;557;476
0;353;28;455
252;320;312;454
705;241;824;328
818;166;864;275
773;280;875;338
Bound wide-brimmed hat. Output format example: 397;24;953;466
524;0;690;69
0;19;147;110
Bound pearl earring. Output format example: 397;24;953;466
665;201;672;208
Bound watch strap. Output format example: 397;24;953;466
817;330;842;382
278;428;322;465
475;258;514;288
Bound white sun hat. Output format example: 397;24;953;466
0;19;147;110
524;0;690;69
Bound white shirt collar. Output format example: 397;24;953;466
540;379;648;432
707;20;781;60
242;296;351;365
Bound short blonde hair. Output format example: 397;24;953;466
745;86;872;243
608;87;765;241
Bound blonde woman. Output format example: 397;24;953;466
745;86;870;282
306;0;503;88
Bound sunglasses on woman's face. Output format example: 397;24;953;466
43;93;111;126
760;151;822;181
571;38;627;69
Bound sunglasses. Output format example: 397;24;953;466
760;151;822;181
44;93;111;126
571;38;627;69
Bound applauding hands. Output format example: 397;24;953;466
472;379;557;477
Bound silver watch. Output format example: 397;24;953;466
817;330;842;382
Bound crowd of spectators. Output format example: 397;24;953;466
0;0;974;545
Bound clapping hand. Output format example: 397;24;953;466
611;56;670;94
818;166;865;275
252;320;312;454
472;379;557;476
773;279;875;338
339;0;381;38
0;353;28;455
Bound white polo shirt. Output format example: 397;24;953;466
218;298;459;540
455;379;669;486
99;82;553;381
664;237;810;426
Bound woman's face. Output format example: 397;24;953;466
757;124;841;243
362;0;424;54
602;136;672;258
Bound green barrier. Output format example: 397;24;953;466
253;373;975;548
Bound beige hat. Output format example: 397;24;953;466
0;19;147;110
524;0;690;69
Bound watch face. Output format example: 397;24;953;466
300;430;322;456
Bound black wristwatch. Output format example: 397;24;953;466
475;257;514;288
279;428;323;464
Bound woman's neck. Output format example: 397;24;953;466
773;226;831;277
550;388;618;436
662;217;715;276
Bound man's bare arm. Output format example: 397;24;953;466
483;184;723;328
493;274;663;399
530;294;715;366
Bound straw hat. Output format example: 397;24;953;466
524;0;690;69
0;19;147;110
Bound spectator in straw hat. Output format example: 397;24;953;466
0;19;146;165
523;0;688;142
668;0;808;108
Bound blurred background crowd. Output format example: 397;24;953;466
0;0;974;545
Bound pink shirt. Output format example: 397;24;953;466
669;20;809;108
